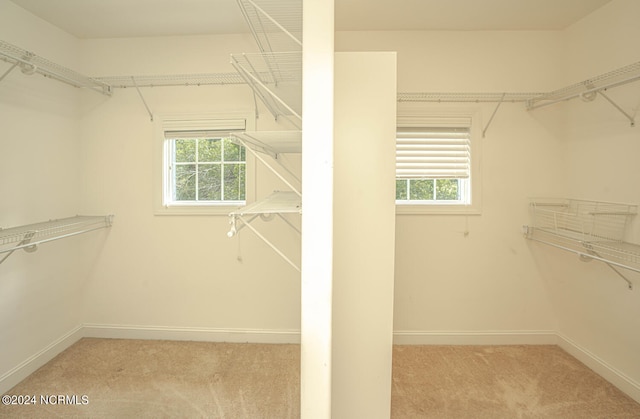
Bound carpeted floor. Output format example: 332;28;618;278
1;338;639;418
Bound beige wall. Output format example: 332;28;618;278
336;30;564;336
77;34;302;332
544;0;640;393
0;0;85;388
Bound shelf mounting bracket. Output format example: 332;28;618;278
0;62;18;84
582;243;633;290
482;93;505;138
597;90;636;127
132;76;154;122
0;231;36;265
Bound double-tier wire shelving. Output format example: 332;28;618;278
524;199;640;289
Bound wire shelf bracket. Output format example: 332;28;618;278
131;76;154;121
482;93;506;138
230;131;302;196
230;52;302;128
227;191;301;272
0;215;114;266
597;90;636;127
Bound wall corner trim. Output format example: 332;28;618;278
81;323;302;344
393;329;558;345
557;333;640;404
0;325;84;394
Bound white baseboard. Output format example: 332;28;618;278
557;333;640;404
81;323;302;344
0;325;84;395
3;326;638;406
393;329;558;345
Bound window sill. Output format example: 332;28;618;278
154;203;244;216
396;203;481;215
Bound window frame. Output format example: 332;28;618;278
153;113;256;215
395;108;482;215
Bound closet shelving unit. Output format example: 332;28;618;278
525;61;640;114
398;60;640;127
524;199;639;289
227;191;301;271
0;41;116;267
0;40;111;95
226;130;302;271
95;73;245;88
225;0;303;271
0;215;114;265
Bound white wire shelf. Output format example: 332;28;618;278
524;198;639;289
95;73;245;88
398;62;640;128
0;39;112;95
230;52;302;126
526;61;640;110
529;198;636;242
231;130;301;156
237;0;302;53
227;191;301;272
0;215;114;265
230;191;301;217
397;92;541;103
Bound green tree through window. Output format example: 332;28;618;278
171;137;245;202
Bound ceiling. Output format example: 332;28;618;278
10;0;612;39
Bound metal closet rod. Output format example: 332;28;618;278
525;232;635;290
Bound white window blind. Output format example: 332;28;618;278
396;126;471;179
164;118;246;139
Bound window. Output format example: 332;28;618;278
168;137;245;203
396;115;480;214
155;116;252;214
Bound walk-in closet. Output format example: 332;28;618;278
1;0;640;417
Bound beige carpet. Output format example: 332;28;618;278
1;339;639;418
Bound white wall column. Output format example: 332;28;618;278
332;52;397;418
300;0;334;417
